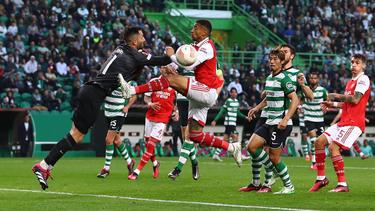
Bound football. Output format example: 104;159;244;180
175;44;197;66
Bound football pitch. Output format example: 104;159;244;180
0;157;374;210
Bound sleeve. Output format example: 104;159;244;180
170;43;214;71
237;110;247;120
281;76;295;96
322;88;328;100
213;106;227;121
134;51;172;67
354;75;370;94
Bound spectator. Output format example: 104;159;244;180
2;90;17;108
360;139;373;157
32;89;43;107
56;57;69;76
227;78;243;95
42;89;60;111
23;55;38;76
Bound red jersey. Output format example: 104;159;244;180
193;38;223;89
338;73;370;132
146;87;176;123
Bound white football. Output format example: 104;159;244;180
175;44;197;66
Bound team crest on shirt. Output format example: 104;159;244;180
286;82;293;90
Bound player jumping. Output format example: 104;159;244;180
31;27;173;190
120;20;243;169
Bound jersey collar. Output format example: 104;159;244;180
194;37;209;48
283;66;294;71
352;72;364;80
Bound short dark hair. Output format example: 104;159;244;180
196;19;212;34
269;48;285;62
230;87;238;93
352;54;366;64
123;27;142;44
281;44;296;56
309;71;319;76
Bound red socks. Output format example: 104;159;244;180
135;76;170;94
316;149;326;177
137;138;158;172
189;131;229;150
332;155;346;183
352;141;362;154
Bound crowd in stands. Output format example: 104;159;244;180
0;0;374;112
0;0;177;111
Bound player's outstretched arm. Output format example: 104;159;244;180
137;46;174;67
213;107;227;123
327;92;364;104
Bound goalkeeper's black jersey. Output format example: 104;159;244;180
89;44;171;94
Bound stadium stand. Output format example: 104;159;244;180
0;0;374;112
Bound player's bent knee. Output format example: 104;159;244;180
315;135;327;149
69;127;84;144
328;143;339;153
269;155;280;164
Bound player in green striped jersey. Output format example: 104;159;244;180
168;70;200;180
97;82;137;178
302;72;328;169
240;45;314;193
246;49;299;194
298;105;310;161
211;87;249;161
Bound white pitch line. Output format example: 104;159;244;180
0;188;318;211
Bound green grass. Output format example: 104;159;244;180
0;157;374;210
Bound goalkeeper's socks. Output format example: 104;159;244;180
44;133;77;166
118;142;132;165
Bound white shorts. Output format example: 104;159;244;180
186;77;218;107
144;118;166;141
323;124;362;150
186;77;218;126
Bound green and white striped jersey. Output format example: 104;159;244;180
302;85;327;122
264;72;295;125
213;98;247;126
260;67;303;119
104;81;137;117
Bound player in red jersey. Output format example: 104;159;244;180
309;54;370;192
120;19;243;169
128;77;176;180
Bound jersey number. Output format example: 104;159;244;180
101;54;118;75
271;132;276;141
